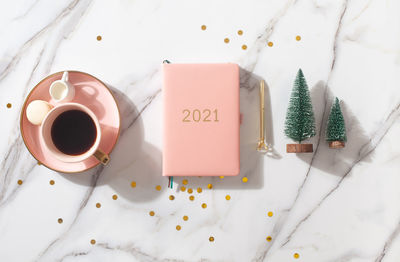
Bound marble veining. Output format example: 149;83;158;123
0;0;400;261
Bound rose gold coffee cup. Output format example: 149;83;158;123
40;103;109;165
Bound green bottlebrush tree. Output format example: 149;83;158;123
326;97;346;142
284;69;316;143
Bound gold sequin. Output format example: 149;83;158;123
181;186;186;192
207;183;213;189
6;103;11;108
202;203;207;209
201;25;207;30
242;44;247;50
224;38;230;43
294;253;300;259
169;195;175;200
266;236;272;242
219;176;224;179
209;236;215;242
189;195;195;201
197;187;202;193
182;179;188;185
37;162;41;165
149;211;155;216
96;203;101;208
112;194;118;200
242;177;248;183
131;181;136;188
90;239;96;245
96;35;102;41
155;185;161;191
176;225;181;231
183;215;188;221
225;195;231;200
58;218;63;224
237;30;243;35
267;41;273;47
49;180;55;185
296;35;301;41
188;188;193;194
17;180;23;185
267;211;273;217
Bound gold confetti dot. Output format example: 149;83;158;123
6;103;11;108
267;211;273;217
155;185;161;191
183;215;188;221
188;188;193;194
268;41;273;47
96;35;102;41
112;194;118;200
294;253;300;259
49;180;55;185
197;187;202;193
169;195;175;200
209;236;215;242
131;181;136;188
296;35;301;41
96;203;101;208
219;176;224;179
189;195;195;201
242;44;247;50
37;161;41;165
176;225;181;231
149;211;155;216
225;195;231;200
202;203;207;209
242;177;248;183
181;186;186;192
90;239;96;245
182;179;188;185
17;180;23;185
224;38;230;43
58;218;63;224
207;183;213;189
266;236;272;242
201;25;207;31
238;30;243;35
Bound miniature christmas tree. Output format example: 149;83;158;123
326;97;346;148
284;69;316;153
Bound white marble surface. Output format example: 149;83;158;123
1;0;400;261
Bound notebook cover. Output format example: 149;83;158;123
162;63;240;176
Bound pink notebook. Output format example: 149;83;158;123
162;63;240;177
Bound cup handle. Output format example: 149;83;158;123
61;71;69;82
93;149;110;165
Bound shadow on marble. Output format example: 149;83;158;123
60;68;281;193
297;81;373;177
170;68;281;190
240;68;281;159
61;86;165;202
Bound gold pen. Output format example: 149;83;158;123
257;80;268;152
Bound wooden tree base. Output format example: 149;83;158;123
329;141;345;148
286;144;313;153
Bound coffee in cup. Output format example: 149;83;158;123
41;103;109;165
51;110;97;155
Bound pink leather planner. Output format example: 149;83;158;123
162;63;240;177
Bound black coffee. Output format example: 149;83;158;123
51;110;97;155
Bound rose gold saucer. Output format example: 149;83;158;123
20;71;121;173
